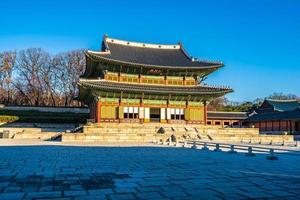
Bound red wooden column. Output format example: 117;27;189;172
204;102;207;125
96;101;101;123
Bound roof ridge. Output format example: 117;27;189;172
266;98;299;102
104;36;180;50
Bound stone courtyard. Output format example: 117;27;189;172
0;140;300;200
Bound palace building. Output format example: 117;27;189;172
247;99;300;134
78;35;232;124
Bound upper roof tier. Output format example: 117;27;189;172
83;35;224;77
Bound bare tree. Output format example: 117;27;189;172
268;92;299;100
207;97;228;111
15;48;52;106
53;49;85;106
0;51;16;104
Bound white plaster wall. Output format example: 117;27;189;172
139;107;144;119
167;108;171;119
144;108;150;119
160;108;166;120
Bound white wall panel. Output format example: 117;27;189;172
139;107;144;119
167;108;171;119
160;108;166;119
144;107;150;119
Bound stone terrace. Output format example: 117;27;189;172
0;140;300;200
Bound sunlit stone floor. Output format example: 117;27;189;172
0;139;299;200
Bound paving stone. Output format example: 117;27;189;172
64;190;87;197
138;181;173;187
185;188;219;196
88;188;114;195
135;191;165;199
135;186;161;192
4;186;22;192
115;182;138;188
108;193;136;200
270;190;296;197
26;191;62;199
39;186;54;192
161;190;188;198
0;192;25;200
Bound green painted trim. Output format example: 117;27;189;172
121;99;140;104
166;76;183;80
142;75;165;80
121;73;139;78
185;76;195;80
106;72;118;75
169;101;186;106
188;101;204;106
100;97;119;103
143;99;167;105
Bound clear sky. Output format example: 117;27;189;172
1;0;299;102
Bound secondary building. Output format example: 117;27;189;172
247;99;300;134
207;111;248;127
78;35;232;124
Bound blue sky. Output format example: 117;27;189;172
0;0;299;102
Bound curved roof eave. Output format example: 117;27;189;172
78;80;233;96
86;51;224;70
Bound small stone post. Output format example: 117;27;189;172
202;142;209;150
282;140;285;146
183;141;188;148
267;149;278;160
246;146;255;156
168;137;172;146
295;141;298;147
228;145;237;154
214;143;222;152
191;141;197;149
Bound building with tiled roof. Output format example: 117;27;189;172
258;99;300;113
207;111;248;127
247;99;300;134
78;35;232;124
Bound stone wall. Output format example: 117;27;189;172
0;127;58;140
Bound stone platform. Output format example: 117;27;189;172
62;123;295;144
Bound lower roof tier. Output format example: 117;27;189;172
78;79;232;102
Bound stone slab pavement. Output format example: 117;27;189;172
0;139;299;199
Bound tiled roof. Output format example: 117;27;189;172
78;79;232;96
247;109;300;122
261;99;300;112
207;111;248;120
86;36;223;69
